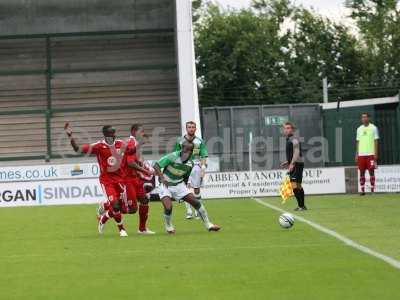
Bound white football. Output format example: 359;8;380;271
279;213;295;229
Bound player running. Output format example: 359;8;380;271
174;121;208;219
355;112;379;195
154;141;220;234
65;123;130;237
123;124;155;235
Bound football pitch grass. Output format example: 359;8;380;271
0;194;399;300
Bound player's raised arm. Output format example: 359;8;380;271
64;122;97;155
64;122;81;153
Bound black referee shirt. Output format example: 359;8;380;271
286;134;304;164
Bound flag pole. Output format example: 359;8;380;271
249;131;253;173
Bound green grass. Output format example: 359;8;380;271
0;194;399;300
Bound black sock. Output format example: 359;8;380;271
300;188;305;207
293;188;303;207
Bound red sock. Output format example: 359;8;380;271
102;202;110;211
113;211;125;231
360;176;366;192
370;176;376;192
100;211;112;224
139;204;149;231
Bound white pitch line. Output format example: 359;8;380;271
252;197;400;270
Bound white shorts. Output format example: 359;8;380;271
150;186;160;196
188;164;203;189
158;182;191;201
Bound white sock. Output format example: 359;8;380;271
194;192;202;203
196;204;212;229
185;202;193;215
164;214;173;228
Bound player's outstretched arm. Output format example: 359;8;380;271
128;160;153;176
64;122;82;153
154;163;168;187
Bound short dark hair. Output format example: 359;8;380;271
186;121;197;127
283;122;296;129
131;124;142;132
361;112;370;117
102;125;115;134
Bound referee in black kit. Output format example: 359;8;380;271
281;122;307;211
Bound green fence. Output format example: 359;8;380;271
0;29;177;161
323;102;400;166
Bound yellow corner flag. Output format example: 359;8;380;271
279;175;293;204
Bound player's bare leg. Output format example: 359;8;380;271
161;196;175;234
183;193;220;232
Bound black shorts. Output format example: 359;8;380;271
289;163;304;183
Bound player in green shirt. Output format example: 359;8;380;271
174;121;208;219
355;112;379;195
154;141;220;234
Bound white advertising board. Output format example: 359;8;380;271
0;179;104;208
0;163;99;182
0;162;346;207
201;167;346;199
359;165;400;193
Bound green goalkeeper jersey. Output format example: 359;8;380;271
174;135;208;164
356;123;379;156
155;151;194;186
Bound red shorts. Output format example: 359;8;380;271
122;181;138;214
126;177;145;199
101;182;124;205
135;177;146;199
101;182;137;214
101;182;124;213
358;155;375;172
